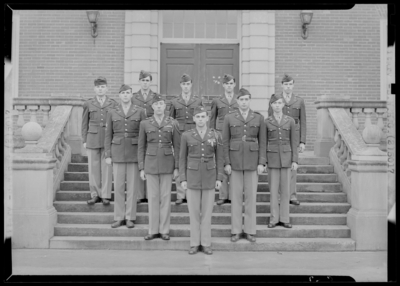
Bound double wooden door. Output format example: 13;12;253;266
160;44;239;97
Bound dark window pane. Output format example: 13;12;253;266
217;23;226;38
185;10;195;23
195;10;206;23
163;10;174;23
206;23;215;38
163;23;173;38
227;23;236;38
174;23;184;38
216;10;227;23
227;10;237;23
184;23;194;38
173;10;184;23
195;22;205;38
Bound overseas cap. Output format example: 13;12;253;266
139;70;152;80
94;76;107;86
270;93;284;104
281;73;294;83
180;73;192;83
222;74;235;84
152;93;165;104
193;106;207;116
237;88;251;99
119;84;132;93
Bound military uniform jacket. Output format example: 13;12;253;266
104;104;146;163
138;115;181;175
268;93;306;144
265;115;299;168
210;94;239;131
132;89;156;118
179;128;224;190
82;96;118;149
169;94;203;132
222;110;267;171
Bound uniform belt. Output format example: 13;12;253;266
268;141;290;145
190;157;213;163
231;135;258;142
114;132;138;138
89;123;106;128
147;142;172;147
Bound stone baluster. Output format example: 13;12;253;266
345;150;351;180
362;108;382;146
337;136;345;158
351;108;362;130
40;105;51;128
339;143;347;166
27;105;39;123
333;130;341;153
15;105;26;129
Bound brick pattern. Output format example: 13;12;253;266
18;10;125;98
275;5;381;150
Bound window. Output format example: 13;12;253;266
163;10;238;39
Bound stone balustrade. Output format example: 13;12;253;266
314;95;388;251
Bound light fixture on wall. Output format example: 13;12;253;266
86;10;100;38
300;10;313;40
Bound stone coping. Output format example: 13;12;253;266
13;97;85;107
315;99;387;110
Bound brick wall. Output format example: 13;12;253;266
18;10;125;98
275;5;381;150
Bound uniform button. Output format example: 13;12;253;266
125;124;127;126
125;129;128;131
244;130;246;132
159;135;161;137
244;125;246;127
202;149;204;151
186;117;189;119
159;140;161;142
279;137;282;139
201;143;204;145
202;154;204;156
101;119;103;121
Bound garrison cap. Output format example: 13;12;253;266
139;70;152;80
270;93;284;104
237;88;251;99
151;93;165;104
94;76;107;86
193;106;207;116
281;73;294;83
222;74;235;84
119;84;132;93
180;73;192;83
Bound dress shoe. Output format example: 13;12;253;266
137;198;148;204
245;233;256;242
217;199;229;205
231;233;241;242
290;200;300;205
144;233;160;240
175;199;184;205
281;222;292;228
87;196;101;205
188;246;200;255
102;198;110;205
268;223;277;228
126;220;135;228
111;220;125;228
202;246;213;255
160;234;170;240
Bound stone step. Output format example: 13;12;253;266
60;181;343;193
68;163;334;174
54;223;350;238
56;190;348;203
49;236;356;251
54;201;351;214
63;172;338;183
57;212;347;225
71;154;330;165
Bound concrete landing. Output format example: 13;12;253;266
11;249;387;282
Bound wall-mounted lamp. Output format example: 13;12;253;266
86;10;100;38
300;10;313;40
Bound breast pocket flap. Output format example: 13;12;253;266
250;142;259;151
188;160;199;170
267;145;279;153
283;145;292;152
131;138;138;145
206;161;216;170
112;137;122;144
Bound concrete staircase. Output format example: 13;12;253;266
50;153;356;251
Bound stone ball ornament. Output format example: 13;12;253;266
21;121;43;142
362;124;382;144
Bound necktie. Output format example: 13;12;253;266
143;93;147;100
242;112;247;119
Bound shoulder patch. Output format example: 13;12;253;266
184;129;193;133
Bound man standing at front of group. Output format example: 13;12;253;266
268;74;306;206
169;74;203;205
210;74;239;206
138;94;181;241
223;88;266;243
132;70;155;204
82;76;117;206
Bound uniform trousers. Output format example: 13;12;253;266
136;172;147;199
268;167;291;224
218;173;232;200
146;174;173;235
186;188;215;247
87;148;112;199
113;162;139;221
230;170;258;235
290;169;298;201
175;176;186;200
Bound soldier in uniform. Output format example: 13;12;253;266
265;94;299;228
222;88;266;243
104;84;146;228
169;73;203;205
179;106;224;255
81;76;117;205
138;94;181;241
132;70;155;204
210;74;240;206
268;74;306;206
